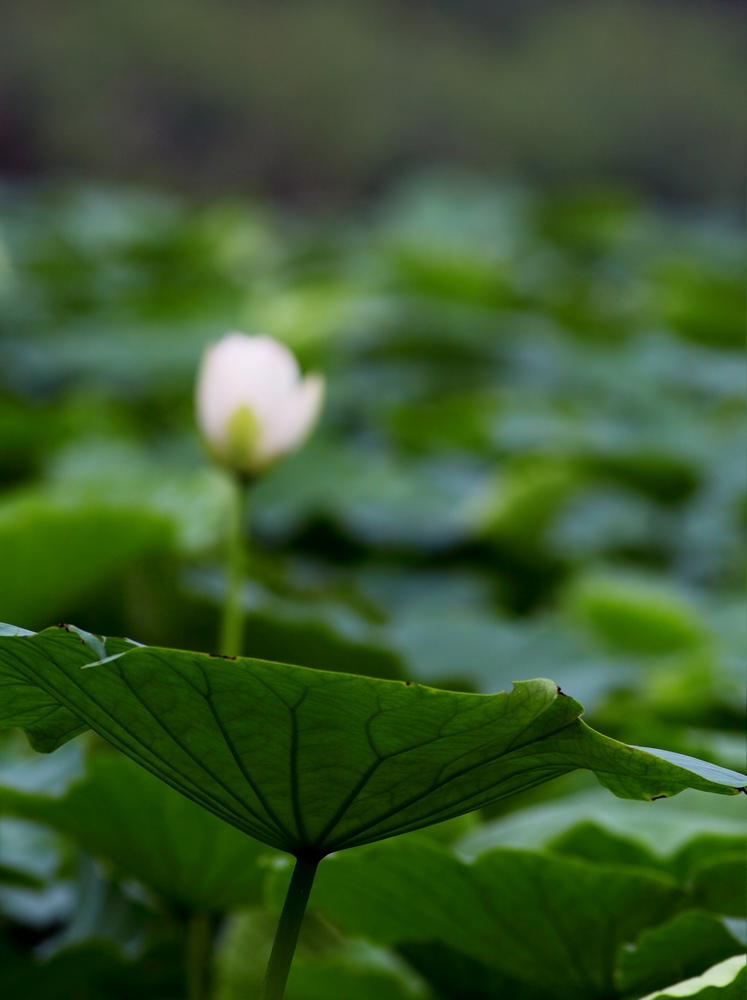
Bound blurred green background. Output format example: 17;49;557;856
0;2;744;998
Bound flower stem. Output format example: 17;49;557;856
258;856;320;1000
185;911;212;1000
219;476;249;658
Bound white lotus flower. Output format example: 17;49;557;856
196;332;324;477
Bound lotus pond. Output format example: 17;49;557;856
0;179;744;999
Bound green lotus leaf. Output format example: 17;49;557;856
0;497;171;629
616;911;744;997
0;626;744;857
396;942;548;1000
638;955;746;1000
689;854;747;918
0;627;132;753
292;837;683;1000
0;751;275;913
457;788;747;861
546;822;746;894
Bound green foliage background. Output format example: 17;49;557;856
0;176;744;997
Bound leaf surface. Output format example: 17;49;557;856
0;626;744;856
616;911;744;997
0;752;274;913
637;955;746;999
689;854;747;918
302;837;682;1000
0;628;131;752
397;942;549;1000
0;497;171;628
458;787;747;860
546;823;746;898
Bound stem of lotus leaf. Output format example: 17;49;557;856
185;910;213;1000
219;476;250;658
258;856;320;1000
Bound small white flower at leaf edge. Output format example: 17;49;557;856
196;332;324;477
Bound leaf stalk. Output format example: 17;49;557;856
219;476;250;658
258;855;320;1000
185;910;213;1000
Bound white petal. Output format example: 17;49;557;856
233;334;300;409
256;374;325;464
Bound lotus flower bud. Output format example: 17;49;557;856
196;332;324;477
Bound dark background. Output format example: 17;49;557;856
0;0;744;207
